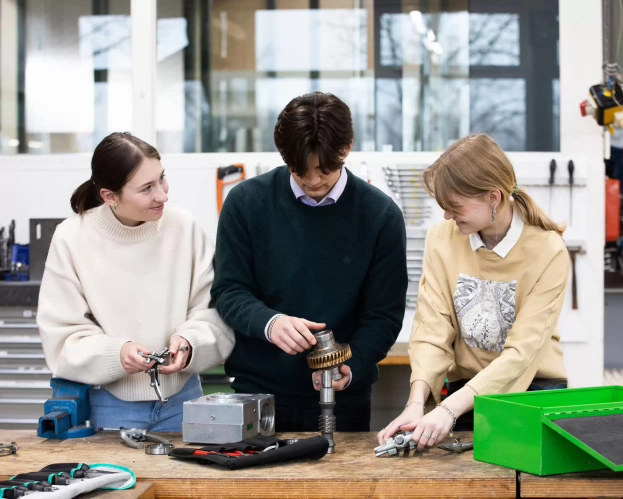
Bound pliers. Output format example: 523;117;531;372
139;348;170;403
119;428;170;450
374;432;417;457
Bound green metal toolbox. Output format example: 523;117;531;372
474;386;623;476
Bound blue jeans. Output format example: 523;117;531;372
89;375;203;432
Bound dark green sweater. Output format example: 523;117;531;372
211;166;407;400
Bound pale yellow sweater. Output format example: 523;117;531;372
409;216;569;403
38;204;235;401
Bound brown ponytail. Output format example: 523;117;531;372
70;132;161;215
423;134;565;237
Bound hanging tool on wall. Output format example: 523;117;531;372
567;245;584;310
567;160;575;225
217;164;246;215
548;159;556;214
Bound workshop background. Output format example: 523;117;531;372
0;0;611;430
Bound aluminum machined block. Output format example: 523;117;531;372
183;393;275;444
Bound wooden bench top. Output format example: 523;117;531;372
0;430;514;498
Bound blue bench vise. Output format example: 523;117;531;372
37;378;96;439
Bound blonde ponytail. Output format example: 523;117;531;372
424;134;565;237
512;188;565;236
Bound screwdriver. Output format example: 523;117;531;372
0;486;31;499
0;480;53;492
568;160;575;225
39;463;115;479
11;473;79;486
548;159;556;214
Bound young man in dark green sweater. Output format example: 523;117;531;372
211;92;408;431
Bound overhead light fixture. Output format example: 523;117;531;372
8;139;19;147
28;140;44;149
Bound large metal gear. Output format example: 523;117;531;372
306;343;352;370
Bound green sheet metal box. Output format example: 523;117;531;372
474;386;623;476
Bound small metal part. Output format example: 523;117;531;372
145;443;175;455
284;439;301;445
120;429;169;449
374;432;417;457
307;330;352;454
438;437;474;453
0;442;18;456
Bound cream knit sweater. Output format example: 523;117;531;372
38;204;235;401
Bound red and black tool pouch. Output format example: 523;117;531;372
169;435;329;470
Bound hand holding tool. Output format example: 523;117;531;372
568;160;575;225
306;330;352;454
217;164;246;214
374;432;417;456
139;348;170;403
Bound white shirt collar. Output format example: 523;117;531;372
469;208;524;258
289;167;348;207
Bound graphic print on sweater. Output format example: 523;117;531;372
453;273;516;352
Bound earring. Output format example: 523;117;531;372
114;203;117;210
491;205;497;222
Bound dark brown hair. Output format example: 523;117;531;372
274;92;354;177
70;132;161;214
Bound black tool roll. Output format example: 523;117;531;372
169;435;329;470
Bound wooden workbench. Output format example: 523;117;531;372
519;470;623;498
0;430;515;498
379;342;410;366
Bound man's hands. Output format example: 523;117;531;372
312;364;351;391
270;316;325;355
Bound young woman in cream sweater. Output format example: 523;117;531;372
38;132;235;431
378;134;569;450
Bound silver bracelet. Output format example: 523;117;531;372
437;403;457;435
267;314;286;342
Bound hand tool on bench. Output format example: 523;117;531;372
0;480;54;492
10;473;79;486
39;463;115;479
139;348;170;403
0;485;32;498
0;442;18;456
118;428;170;449
217;164;246;215
438;437;474;453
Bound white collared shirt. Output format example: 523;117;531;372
289;167;348;206
469;208;525;258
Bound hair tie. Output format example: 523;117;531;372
512;185;521;196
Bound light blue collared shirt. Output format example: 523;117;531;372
289;167;348;206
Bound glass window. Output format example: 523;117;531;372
0;0;131;154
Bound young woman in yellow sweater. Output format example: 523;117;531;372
378;134;569;450
38;132;234;431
